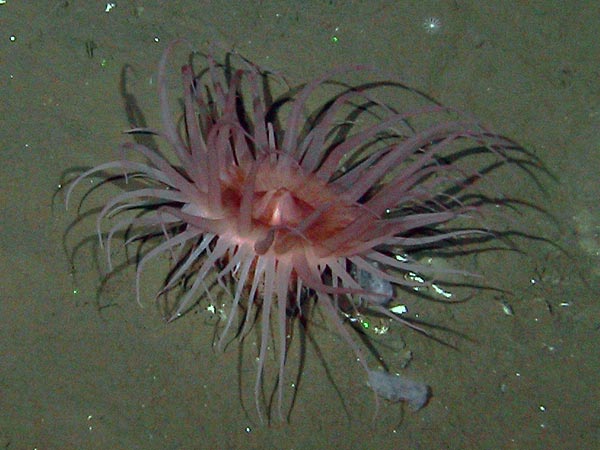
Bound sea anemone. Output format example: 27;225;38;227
66;40;520;422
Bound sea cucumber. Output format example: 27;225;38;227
367;369;431;411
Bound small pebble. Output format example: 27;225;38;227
367;369;430;411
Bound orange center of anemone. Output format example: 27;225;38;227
221;157;363;255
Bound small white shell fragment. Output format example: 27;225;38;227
405;271;425;284
390;304;407;315
501;300;514;316
431;283;453;298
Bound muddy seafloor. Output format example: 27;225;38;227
1;2;598;449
